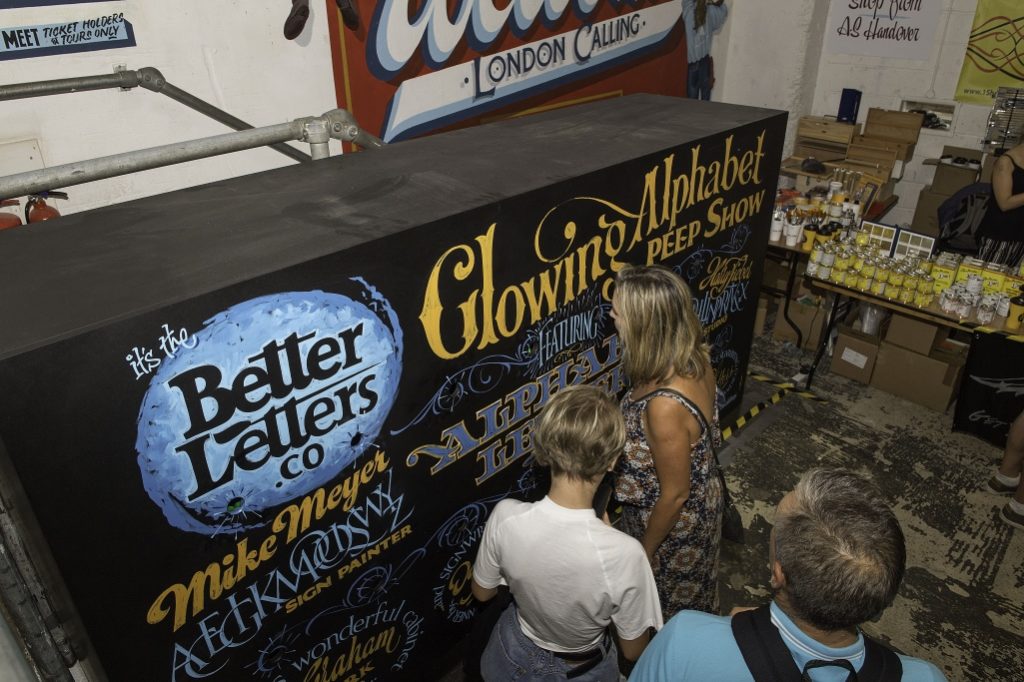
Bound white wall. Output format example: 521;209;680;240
717;0;986;227
717;0;833;156
0;0;340;216
1;2;339;678
809;0;985;226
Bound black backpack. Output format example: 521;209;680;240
731;605;902;681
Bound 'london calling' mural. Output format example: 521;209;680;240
0;102;785;681
327;0;689;143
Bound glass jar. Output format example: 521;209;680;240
904;271;920;293
835;248;852;272
875;260;891;284
831;268;846;285
978;302;996;325
889;268;906;288
805;261;820;278
855;229;871;247
817;264;832;281
856;275;872;292
898;287;915;305
917;275;933;295
919;259;933;275
861;258;877;279
870;279;886;296
955;295;973;318
820;245;837;267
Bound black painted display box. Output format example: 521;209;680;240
0;95;785;681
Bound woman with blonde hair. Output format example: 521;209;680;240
611;264;723;617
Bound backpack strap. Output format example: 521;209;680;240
733;606;904;682
731;605;803;682
859;634;903;681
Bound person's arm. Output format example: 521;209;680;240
707;0;728;33
640;397;698;561
470;502;505;602
991;155;1024;212
616;628;651;661
471;580;498;602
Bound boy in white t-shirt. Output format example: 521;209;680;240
472;385;664;681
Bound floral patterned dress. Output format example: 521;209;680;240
614;387;724;618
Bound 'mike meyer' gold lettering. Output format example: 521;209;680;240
147;534;278;632
146;451;391;632
273;450;390;543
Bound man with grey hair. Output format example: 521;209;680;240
629;468;946;681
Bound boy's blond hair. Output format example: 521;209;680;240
532;385;625;480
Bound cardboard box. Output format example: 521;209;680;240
982;267;1008;295
928;146;983;195
955;259;988;285
870;341;966;411
981;153;997;183
884;314;948;355
910;185;949;237
772;297;826;350
931;261;958;293
762;259;789;290
753;295;772;337
830;325;882;383
1003;273;1024;297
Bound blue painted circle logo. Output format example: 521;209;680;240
135;285;402;534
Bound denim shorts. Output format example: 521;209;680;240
480;603;620;681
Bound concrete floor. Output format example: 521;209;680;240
443;332;1024;681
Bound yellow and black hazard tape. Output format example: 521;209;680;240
747;372;826;402
719;373;826;441
721;388;785;441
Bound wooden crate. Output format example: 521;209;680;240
794;141;848;162
797;116;861;146
862;109;924;160
852;134;914;163
846;140;900;179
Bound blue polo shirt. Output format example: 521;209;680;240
629;602;947;681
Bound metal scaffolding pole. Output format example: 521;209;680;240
0;109;383;201
0;67;313;164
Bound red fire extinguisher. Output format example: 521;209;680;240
0;199;22;231
25;190;68;223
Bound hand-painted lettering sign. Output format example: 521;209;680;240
0;12;134;61
329;0;687;143
0;99;785;680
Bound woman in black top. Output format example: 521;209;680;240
977;143;1024;267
